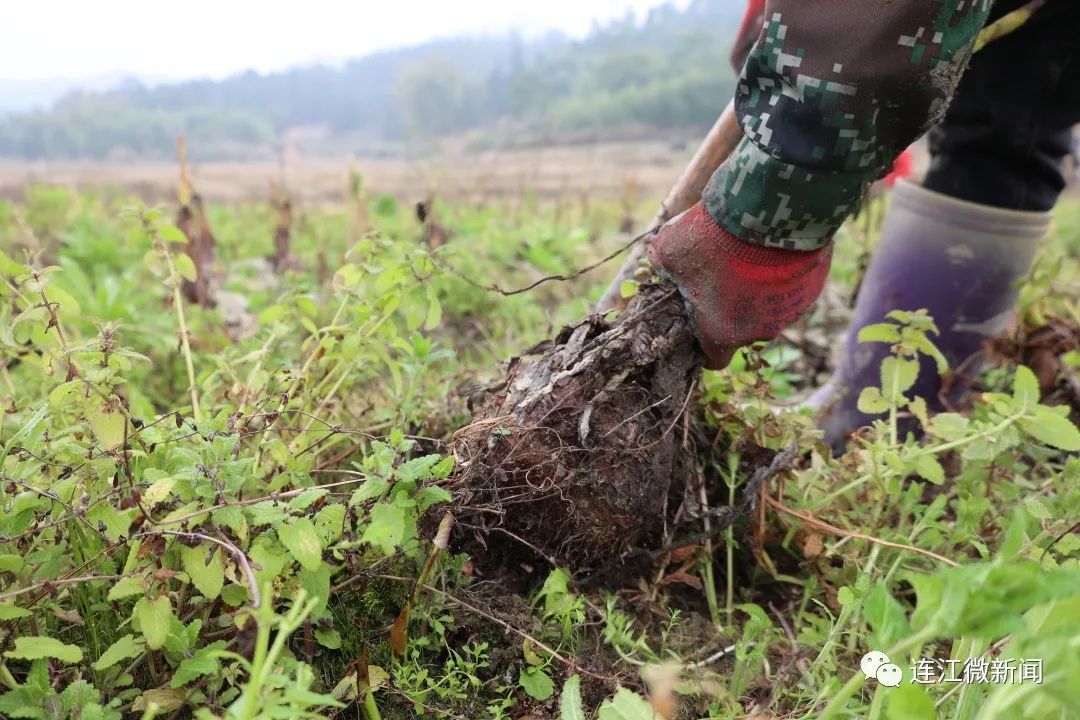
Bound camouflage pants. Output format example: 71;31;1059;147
703;0;998;250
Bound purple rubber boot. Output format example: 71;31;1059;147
808;180;1050;448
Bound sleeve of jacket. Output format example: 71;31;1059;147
704;0;994;250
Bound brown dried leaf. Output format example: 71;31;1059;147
667;544;701;563
1028;348;1061;394
50;608;84;626
798;531;823;560
661;570;702;590
138;535;165;559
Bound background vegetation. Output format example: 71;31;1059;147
0;0;741;161
0;176;1077;718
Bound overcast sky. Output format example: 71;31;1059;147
0;0;687;82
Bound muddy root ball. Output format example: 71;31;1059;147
450;283;702;572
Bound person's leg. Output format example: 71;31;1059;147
811;0;1080;447
923;0;1080;211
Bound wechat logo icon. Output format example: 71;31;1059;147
861;651;903;688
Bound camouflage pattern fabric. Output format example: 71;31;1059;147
704;0;995;250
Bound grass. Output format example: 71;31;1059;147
0;181;1077;720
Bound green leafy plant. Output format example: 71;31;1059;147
1;186;1077;720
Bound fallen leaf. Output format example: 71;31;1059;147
667;545;701;563
50;607;84;626
798;531;823;559
660;570;702;590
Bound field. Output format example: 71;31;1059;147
0;141;695;206
0;158;1078;720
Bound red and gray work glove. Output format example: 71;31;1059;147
648;202;833;370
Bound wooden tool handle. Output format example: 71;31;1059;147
594;99;742;313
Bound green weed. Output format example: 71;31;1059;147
0;186;1077;720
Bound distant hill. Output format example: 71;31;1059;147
0;73;162;114
0;0;742;161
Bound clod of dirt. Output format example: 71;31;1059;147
450;283;702;572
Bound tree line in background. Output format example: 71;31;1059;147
0;0;739;161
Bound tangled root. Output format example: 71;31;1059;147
450;283;702;571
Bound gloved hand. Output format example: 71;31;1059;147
648;202;833;370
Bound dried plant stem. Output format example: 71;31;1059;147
724;452;739;626
765;495;959;567
696;470;721;631
0;574;128;602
